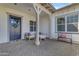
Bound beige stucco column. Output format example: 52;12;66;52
33;4;42;46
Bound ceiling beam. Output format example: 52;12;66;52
40;3;55;13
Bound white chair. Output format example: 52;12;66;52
25;32;47;40
25;32;35;40
39;33;47;40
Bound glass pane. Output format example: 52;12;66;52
57;25;65;31
34;22;36;25
67;16;73;23
67;15;78;23
34;26;36;31
57;17;65;24
73;15;78;22
30;26;33;31
30;21;33;25
67;24;78;32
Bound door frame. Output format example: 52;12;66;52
7;13;22;41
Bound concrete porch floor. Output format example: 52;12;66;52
0;39;79;56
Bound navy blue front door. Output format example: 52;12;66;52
9;15;21;41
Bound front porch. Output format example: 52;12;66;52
0;3;53;44
0;39;79;56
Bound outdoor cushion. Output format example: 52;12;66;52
25;32;47;40
39;34;47;39
25;32;35;39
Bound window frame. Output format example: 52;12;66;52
56;16;65;32
30;21;36;32
66;14;79;33
56;12;79;33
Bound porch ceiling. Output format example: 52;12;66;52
0;3;55;16
40;3;56;13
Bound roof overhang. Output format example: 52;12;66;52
55;3;78;12
40;3;56;13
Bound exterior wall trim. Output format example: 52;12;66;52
6;12;23;42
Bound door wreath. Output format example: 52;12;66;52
11;19;19;28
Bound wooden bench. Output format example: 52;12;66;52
58;32;72;44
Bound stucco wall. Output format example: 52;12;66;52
51;4;79;44
0;4;50;43
39;14;50;37
0;5;36;43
